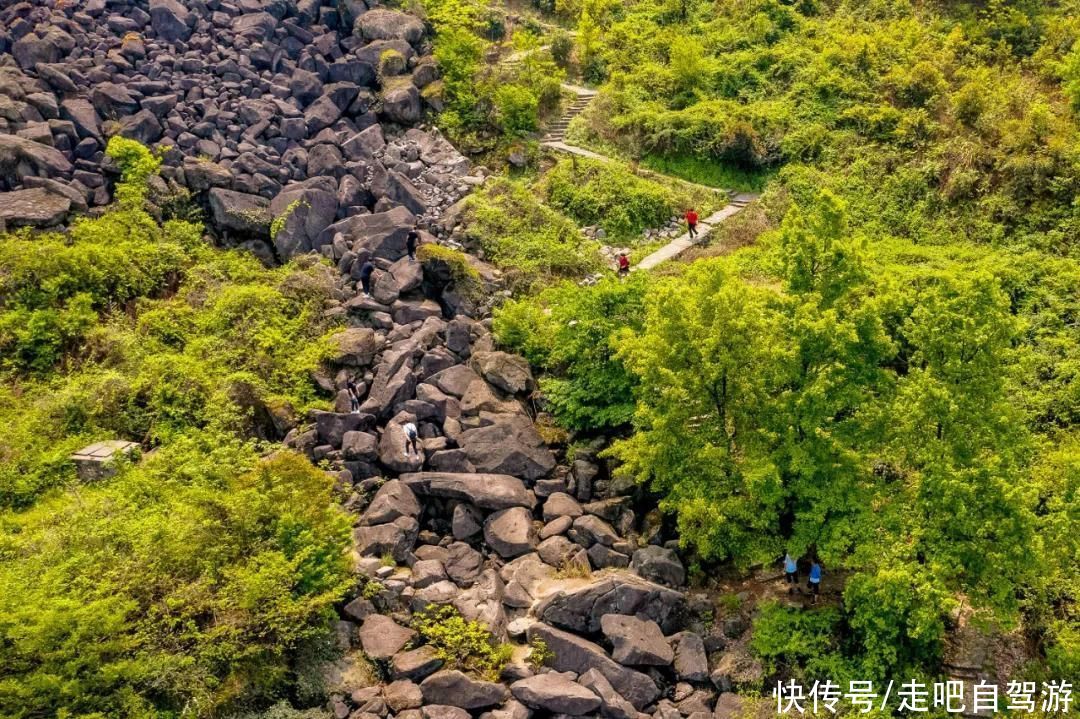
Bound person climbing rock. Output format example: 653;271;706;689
402;421;420;456
346;378;361;414
685;208;699;239
406;229;419;261
808;560;822;604
784;552;799;594
359;260;375;297
617;252;630;277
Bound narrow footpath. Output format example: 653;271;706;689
541;84;759;270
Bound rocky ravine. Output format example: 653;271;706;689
288;230;761;718
0;0;482;262
298;307;760;719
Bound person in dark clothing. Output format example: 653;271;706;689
685;208;699;239
346;379;360;414
359;260;375;297
617;253;630;277
808;560;822;604
406;230;419;261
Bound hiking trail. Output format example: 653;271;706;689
540;84;759;270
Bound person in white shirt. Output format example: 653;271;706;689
403;422;419;456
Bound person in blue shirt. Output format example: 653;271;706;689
808;560;822;604
783;552;799;594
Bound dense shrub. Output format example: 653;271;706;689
567;0;1080;245
0;442;351;719
0;151;339;506
410;606;513;680
0;141;353;718
460;178;602;291
750;602;849;681
494;274;647;430
541;158;680;240
422;0;564;144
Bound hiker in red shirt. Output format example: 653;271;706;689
685;208;699;239
617;252;630;277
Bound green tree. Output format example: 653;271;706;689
495;274;647;430
608;261;790;564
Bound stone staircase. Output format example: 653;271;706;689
542;86;597;143
633;192;759;271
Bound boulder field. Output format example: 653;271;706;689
282;224;761;718
0;0;480;264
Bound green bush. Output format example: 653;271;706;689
0;447;352;718
461;178;602;291
410;606;513;680
0;153;338;507
541;158;681;240
750;602;850;681
551;30;573;68
494;84;540;136
494;274;647;431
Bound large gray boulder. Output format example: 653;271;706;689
359;348;417;420
0;188;70;227
315;411;374;446
441;541;484;586
573;514;620;547
600;614;673;666
420;670;509;709
90;82;139;119
471;351;535;395
671;631;709;682
13;33;64;70
385;679;424;712
510;673;601;715
381;83;422;125
357;9;425;44
536;574;688;635
526;623;660;710
353;516;418;561
183;157;232;191
578;668;637;719
319;205;415;258
0;134;73;179
379;412;425;473
59;98;101;141
542;492;583;522
208;188;271;235
358;614;416;660
457;415;556;480
401;472;535;511
483;507;538;559
425;365;482;398
149;0;193;41
392;645;444;681
269;186;338;258
330;327;383;367
360;479;421;526
387;170;429;215
631;545;686;587
453;568;508;639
